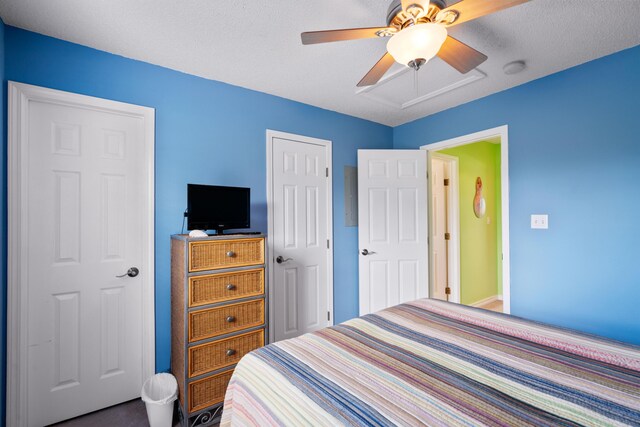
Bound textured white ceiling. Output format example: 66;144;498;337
1;0;639;126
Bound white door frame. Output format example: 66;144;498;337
421;125;511;313
266;130;334;343
7;82;156;426
428;152;460;304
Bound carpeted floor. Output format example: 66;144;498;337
49;399;183;427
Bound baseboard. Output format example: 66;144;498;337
470;295;502;308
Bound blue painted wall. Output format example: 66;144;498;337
395;45;640;345
2;26;393;379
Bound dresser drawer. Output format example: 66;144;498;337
189;268;264;307
189;299;264;342
188;369;234;413
189;238;264;272
188;329;264;378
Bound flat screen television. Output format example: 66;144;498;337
187;184;250;234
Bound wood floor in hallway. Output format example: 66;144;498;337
478;299;503;313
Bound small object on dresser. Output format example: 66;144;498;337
188;229;208;238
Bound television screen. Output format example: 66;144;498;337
187;184;250;233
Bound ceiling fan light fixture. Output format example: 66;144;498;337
386;23;447;68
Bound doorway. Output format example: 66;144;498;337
423;125;511;314
266;130;334;342
7;82;155;426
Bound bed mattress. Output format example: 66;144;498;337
221;299;640;426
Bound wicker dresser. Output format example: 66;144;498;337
171;234;267;426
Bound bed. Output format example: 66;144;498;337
221;299;640;426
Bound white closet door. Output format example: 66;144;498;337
10;83;154;427
270;134;331;341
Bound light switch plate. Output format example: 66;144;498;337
531;214;548;229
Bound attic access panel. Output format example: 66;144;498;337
356;57;486;110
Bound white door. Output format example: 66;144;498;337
430;154;450;301
268;131;333;342
8;83;154;427
358;150;428;315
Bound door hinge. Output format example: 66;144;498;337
445;286;451;295
327;239;330;249
444;178;449;186
327;311;331;321
326;168;329;177
444;232;450;240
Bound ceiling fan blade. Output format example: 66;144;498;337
301;27;390;45
437;36;488;74
357;52;396;87
438;0;530;27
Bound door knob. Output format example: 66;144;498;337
361;249;376;256
116;267;139;278
276;256;293;264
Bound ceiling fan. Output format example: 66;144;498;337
301;0;530;87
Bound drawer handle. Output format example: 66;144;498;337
226;349;237;357
226;316;236;323
226;283;236;291
226;251;235;257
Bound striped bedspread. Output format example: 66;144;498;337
221;299;640;426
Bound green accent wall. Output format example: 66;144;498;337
438;142;501;305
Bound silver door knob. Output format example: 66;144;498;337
361;249;376;256
226;251;235;257
276;256;293;264
226;349;237;356
116;267;139;278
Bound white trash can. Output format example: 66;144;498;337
141;373;178;427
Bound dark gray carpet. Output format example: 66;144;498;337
49;399;182;427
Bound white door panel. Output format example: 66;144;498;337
358;150;428;315
430;156;448;301
271;135;331;341
23;96;149;426
429;152;460;304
